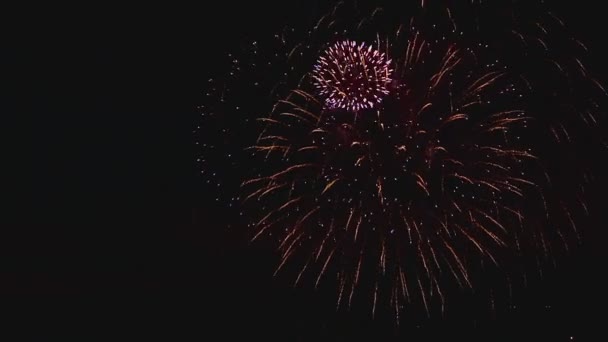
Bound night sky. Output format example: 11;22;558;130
6;1;608;340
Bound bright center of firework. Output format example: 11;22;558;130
312;40;393;111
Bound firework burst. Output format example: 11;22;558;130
312;40;393;111
245;33;537;316
198;0;606;318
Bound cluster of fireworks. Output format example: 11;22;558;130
199;0;605;318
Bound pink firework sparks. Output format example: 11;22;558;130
312;40;393;111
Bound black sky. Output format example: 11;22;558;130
5;1;608;340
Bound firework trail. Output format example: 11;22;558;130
197;0;606;317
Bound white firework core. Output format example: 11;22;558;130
312;40;394;111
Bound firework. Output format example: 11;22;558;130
245;33;533;315
199;0;605;318
312;40;393;111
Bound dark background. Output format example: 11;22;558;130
5;1;607;340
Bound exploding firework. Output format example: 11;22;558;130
198;0;606;318
244;35;534;316
312;40;393;111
